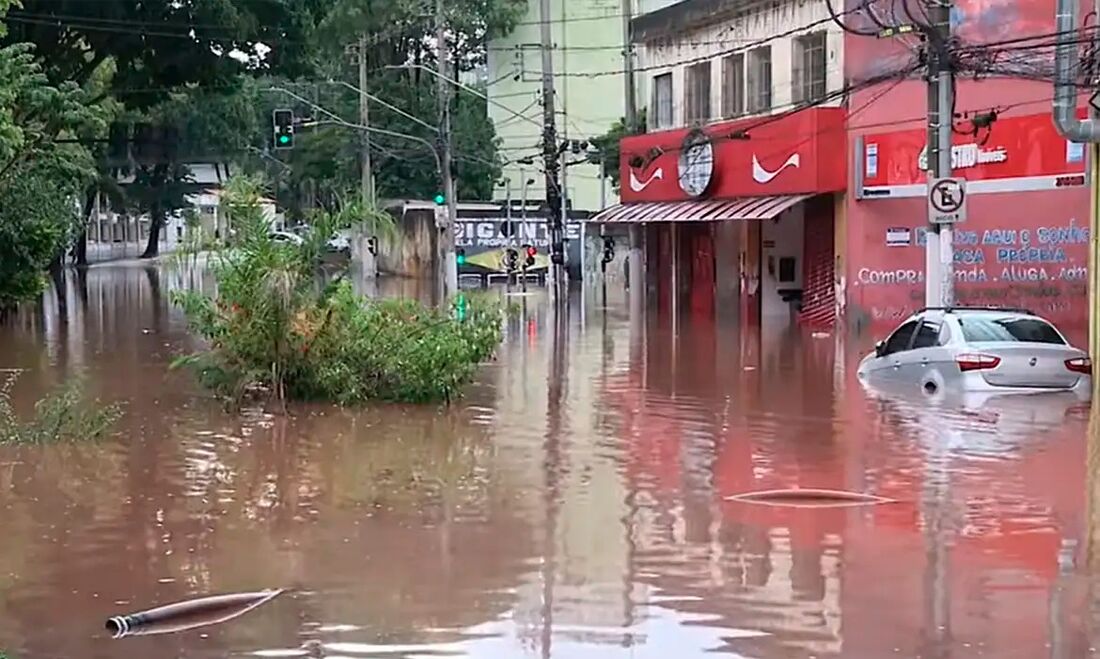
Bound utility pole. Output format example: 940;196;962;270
436;0;458;300
621;0;637;131
539;0;564;300
358;34;374;204
622;0;644;317
924;0;955;307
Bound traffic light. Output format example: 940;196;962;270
504;248;519;272
523;244;536;268
456;248;466;266
601;237;615;268
273;109;294;149
434;192;445;205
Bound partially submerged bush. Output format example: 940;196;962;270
171;175;503;406
0;373;123;444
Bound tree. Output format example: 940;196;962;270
0;11;102;308
3;0;326;260
2;0;321;106
127;83;265;257
318;0;525;73
589;110;648;192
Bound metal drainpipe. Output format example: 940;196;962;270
1054;0;1100;141
1054;0;1100;391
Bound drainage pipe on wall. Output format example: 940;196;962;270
1053;0;1100;385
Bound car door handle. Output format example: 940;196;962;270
892;360;901;369
920;358;929;366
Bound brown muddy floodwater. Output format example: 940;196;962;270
0;261;1096;658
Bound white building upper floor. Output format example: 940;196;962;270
632;0;846;132
485;0;628;212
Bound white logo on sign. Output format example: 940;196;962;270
752;153;800;184
918;143;1007;171
629;167;664;192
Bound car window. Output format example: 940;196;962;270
883;320;918;355
957;316;1066;344
912;320;941;349
938;321;952;345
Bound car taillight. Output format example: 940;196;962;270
956;353;1001;372
1065;357;1092;375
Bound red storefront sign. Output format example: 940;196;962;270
860;111;1088;197
619;107;847;203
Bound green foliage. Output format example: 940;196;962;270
171;175;502;407
319;0;525;70
0;4;105;305
3;0;323;106
0;373;123;445
0;164;83;307
589;110;648;191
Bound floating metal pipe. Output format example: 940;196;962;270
724;488;896;508
1054;0;1100;141
106;589;284;639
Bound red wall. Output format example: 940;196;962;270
843;0;1092;334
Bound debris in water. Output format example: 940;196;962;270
724;487;895;508
106;589;284;638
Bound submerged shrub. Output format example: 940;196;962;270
0;373;123;444
171;175;503;407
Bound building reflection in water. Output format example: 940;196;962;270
0;265;1095;657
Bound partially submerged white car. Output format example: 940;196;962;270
857;306;1091;399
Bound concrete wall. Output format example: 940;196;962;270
376;208;437;279
486;0;626;214
637;0;845;130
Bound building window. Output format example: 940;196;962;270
793;32;827;104
747;46;772;113
652;73;673;129
684;61;711;125
721;53;745;118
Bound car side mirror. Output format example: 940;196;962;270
874;340;885;357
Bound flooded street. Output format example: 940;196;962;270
0;262;1096;658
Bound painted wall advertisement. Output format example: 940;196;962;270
455;217;583;276
850;112;1091;329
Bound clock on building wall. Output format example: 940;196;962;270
678;129;714;198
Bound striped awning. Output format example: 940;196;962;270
591;194;813;223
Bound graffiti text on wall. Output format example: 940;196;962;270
860;219;1090;286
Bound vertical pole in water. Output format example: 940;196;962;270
506;180;513;290
436;0;458;301
925;0;955;307
521;174;529;293
538;0;563;302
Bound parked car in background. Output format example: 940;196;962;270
268;230;305;246
326;231;351;254
275;224;350;254
857;307;1091;399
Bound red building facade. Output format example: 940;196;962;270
842;0;1092;335
595;107;849;330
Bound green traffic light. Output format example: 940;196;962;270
456;252;466;265
434;193;445;205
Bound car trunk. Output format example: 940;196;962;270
968;342;1084;389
